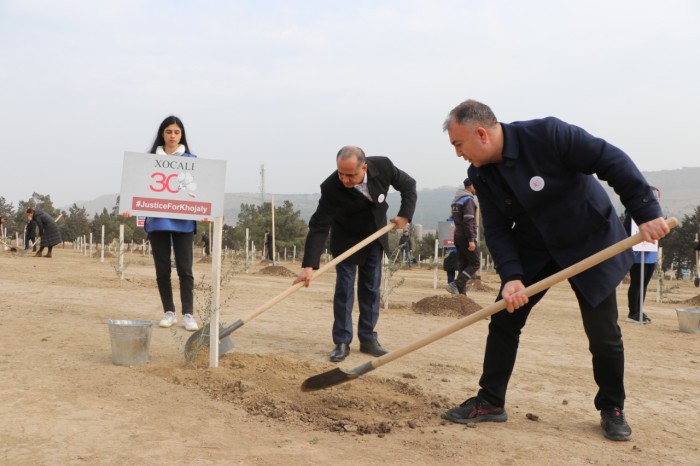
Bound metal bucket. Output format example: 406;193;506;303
108;319;154;365
675;309;700;334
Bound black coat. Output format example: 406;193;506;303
469;117;661;307
33;210;62;248
302;156;417;268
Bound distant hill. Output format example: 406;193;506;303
66;167;700;231
615;167;700;220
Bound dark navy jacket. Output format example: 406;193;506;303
468;117;661;307
302;156;417;268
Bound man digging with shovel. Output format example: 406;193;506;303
443;100;669;441
294;145;416;363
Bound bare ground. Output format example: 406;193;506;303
1;247;699;465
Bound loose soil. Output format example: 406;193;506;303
258;265;297;277
1;248;698;465
412;295;482;317
682;293;700;306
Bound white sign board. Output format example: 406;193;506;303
631;219;659;252
119;151;226;220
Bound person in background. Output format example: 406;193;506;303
443;215;459;290
447;178;480;295
443;244;459;288
624;186;661;324
26;208;61;258
442;99;668;442
144;116;198;332
264;229;273;261
0;216;6;244
398;229;413;265
201;232;210;257
293;145;417;362
694;236;700;285
24;216;38;252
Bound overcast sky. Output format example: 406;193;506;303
1;0;698;208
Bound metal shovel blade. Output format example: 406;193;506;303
184;323;235;359
301;365;368;392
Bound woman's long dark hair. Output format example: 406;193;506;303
148;116;191;154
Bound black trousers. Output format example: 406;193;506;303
478;261;626;411
627;262;656;316
454;236;480;292
149;231;194;314
25;235;37;252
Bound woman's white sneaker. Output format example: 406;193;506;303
159;311;177;328
183;314;199;331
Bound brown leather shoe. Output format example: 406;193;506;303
329;343;350;362
359;340;389;357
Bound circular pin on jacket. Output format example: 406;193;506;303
529;176;545;192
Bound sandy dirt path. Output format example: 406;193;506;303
1;247;698;465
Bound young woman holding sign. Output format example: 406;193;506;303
145;116;199;332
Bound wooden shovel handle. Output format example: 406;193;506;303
238;223;396;325
363;217;678;372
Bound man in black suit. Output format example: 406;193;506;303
442;99;669;442
294;145;417;362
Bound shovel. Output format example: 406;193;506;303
184;223;397;359
301;217;678;392
20;238;39;257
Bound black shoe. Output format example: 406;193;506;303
329;343;350;362
600;407;632;441
359;340;388;357
627;313;651;324
445;396;508;424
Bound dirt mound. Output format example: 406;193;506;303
683;294;700;306
412;295;482;317
467;279;496;292
147;352;451;435
258;265;296;277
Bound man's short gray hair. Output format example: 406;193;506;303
443;99;498;131
336;145;366;165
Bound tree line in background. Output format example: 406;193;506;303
2;193;699;278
